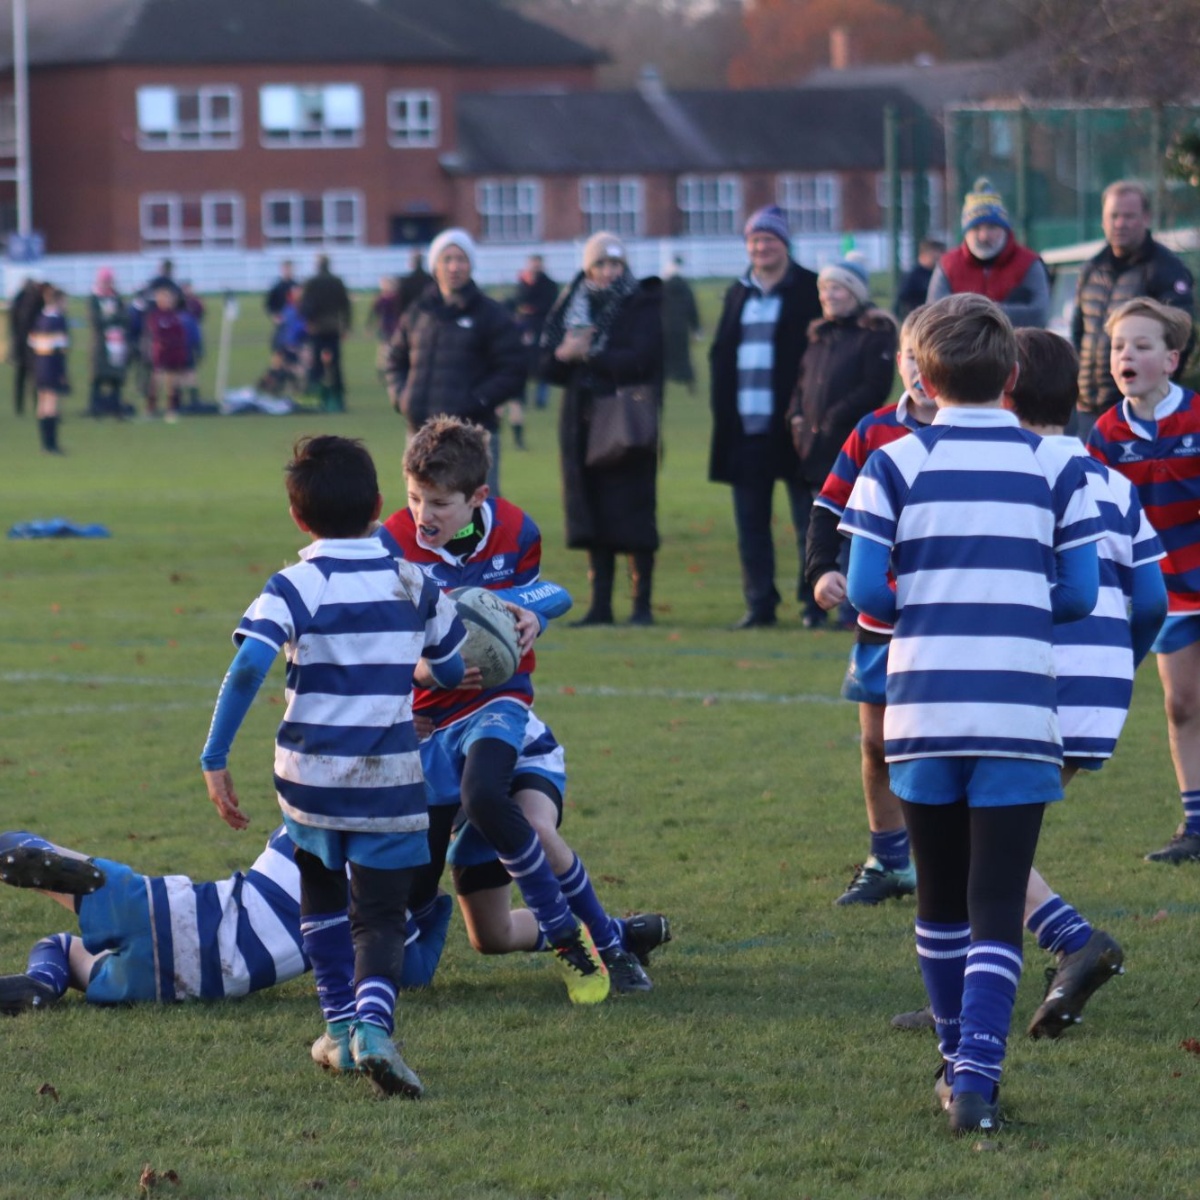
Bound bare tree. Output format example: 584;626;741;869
511;0;745;89
1007;0;1200;103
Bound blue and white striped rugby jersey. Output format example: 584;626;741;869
841;408;1104;764
1048;436;1164;759
233;537;466;833
140;824;306;1001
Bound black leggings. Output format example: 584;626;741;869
900;800;1045;946
295;849;413;987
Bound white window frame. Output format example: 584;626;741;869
876;171;945;237
387;89;439;149
776;173;841;235
475;178;541;243
138;192;244;249
259;84;364;148
579;177;643;237
676;174;741;237
261;189;365;246
136;85;240;150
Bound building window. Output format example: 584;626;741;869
777;173;840;234
136;86;240;150
139;193;243;249
676;174;740;237
476;179;541;242
261;190;364;245
579;177;643;237
387;90;439;148
259;85;363;147
876;171;945;237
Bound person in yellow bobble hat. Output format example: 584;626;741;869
926;177;1050;329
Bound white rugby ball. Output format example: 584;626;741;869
449;586;521;688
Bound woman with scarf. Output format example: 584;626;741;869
539;232;664;626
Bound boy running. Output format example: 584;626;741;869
201;435;467;1097
841;294;1103;1134
382;416;665;1001
1088;298;1200;863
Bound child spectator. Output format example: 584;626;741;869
200;435;467;1098
143;286;189;420
28;283;69;454
366;275;404;383
841;294;1103;1134
381;416;661;1000
1087;297;1200;863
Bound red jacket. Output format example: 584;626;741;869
939;236;1039;305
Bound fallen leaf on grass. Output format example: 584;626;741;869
1152;909;1170;922
667;631;682;641
137;1165;180;1192
599;874;625;885
559;686;576;696
1180;1038;1200;1055
36;1083;58;1101
49;603;61;614
702;695;718;706
70;642;88;651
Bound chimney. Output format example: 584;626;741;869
830;26;850;70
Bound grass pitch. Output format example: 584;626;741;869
1;291;1199;1198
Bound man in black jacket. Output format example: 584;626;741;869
708;205;821;629
387;229;525;495
299;255;352;411
1072;179;1194;439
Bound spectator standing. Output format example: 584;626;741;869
144;286;189;421
894;238;945;320
88;268;128;418
367;276;404;383
512;253;559;411
264;259;296;327
662;255;701;395
787;256;898;628
299;255;352;412
142;258;183;309
28;284;69;454
927;178;1049;329
539;232;664;626
387;229;525;496
397;250;433;317
9;276;43;417
1072;179;1195;440
708;204;822;630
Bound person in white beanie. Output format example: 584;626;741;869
787;254;897;628
386;228;525;495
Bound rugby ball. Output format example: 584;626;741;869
449;586;521;688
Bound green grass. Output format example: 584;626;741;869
1;291;1200;1198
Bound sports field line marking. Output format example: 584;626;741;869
561;684;842;705
0;672;843;713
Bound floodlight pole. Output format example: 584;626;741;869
13;0;31;236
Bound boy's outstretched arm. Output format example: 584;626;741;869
200;637;277;830
1129;563;1168;668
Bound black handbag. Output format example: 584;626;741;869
585;383;660;469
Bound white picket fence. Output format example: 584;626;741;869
2;232;896;299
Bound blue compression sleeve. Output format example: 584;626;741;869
426;651;465;689
491;579;574;635
1129;561;1168;667
846;536;897;625
199;637;277;770
1051;542;1099;624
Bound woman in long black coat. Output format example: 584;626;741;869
540;232;664;625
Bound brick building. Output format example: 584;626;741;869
0;0;944;255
